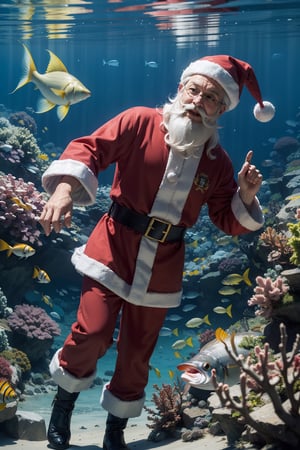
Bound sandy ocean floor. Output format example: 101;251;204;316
0;389;247;450
0;415;236;450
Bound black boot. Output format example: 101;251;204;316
103;413;130;450
47;386;79;450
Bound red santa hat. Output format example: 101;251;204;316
180;55;275;122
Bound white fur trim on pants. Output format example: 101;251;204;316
49;348;96;393
100;383;145;418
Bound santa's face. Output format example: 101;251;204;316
162;75;226;156
179;74;227;122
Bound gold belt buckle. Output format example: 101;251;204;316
144;217;172;243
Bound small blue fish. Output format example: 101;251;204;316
145;61;158;69
103;59;119;67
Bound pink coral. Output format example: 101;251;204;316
248;275;289;319
7;304;60;340
0;356;13;381
0;174;46;245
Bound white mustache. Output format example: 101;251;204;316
183;104;217;129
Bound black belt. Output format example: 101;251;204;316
108;202;186;243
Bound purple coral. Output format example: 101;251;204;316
199;328;215;346
7;303;60;340
0;173;46;245
8;111;37;134
218;257;245;274
248;276;289;318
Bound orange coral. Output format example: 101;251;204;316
259;226;292;263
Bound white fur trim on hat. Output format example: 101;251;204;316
180;60;240;110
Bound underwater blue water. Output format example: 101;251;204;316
1;0;300;418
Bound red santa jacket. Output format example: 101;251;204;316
42;106;264;307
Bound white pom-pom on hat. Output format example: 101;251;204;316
253;101;276;123
181;55;275;123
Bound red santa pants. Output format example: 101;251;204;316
58;276;168;402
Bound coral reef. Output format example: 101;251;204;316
145;383;183;438
217;256;246;274
7;304;60;341
212;323;300;448
287;209;300;266
0;328;9;352
258;226;292;264
0;348;31;373
0;173;46;244
0;355;13;381
248;275;291;319
0;118;48;179
273;136;300;159
0;286;12;318
198;328;215;346
8;111;37;134
7;304;60;364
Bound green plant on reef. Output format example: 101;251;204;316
231;391;265;419
144;383;183;433
287;221;300;266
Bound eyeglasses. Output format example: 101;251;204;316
184;84;224;111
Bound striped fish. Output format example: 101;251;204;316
0;379;18;411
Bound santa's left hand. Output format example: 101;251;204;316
238;150;263;206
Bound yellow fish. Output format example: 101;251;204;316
218;286;241;296
185;314;211;328
12;44;91;121
213;304;233;318
42;294;53;308
216;235;239;246
33;266;51;284
186;239;198;248
0;239;35;258
37;153;49;161
153;367;161;378
221;268;251;286
173;351;182;359
171;337;193;350
11;196;32;211
0;379;18;411
168;370;175;380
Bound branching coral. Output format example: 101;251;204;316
248;276;290;319
258;226;292;263
145;383;183;434
212;324;300;447
0;173;46;244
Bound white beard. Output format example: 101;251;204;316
162;96;218;158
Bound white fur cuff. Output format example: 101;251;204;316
49;348;96;393
100;383;145;418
